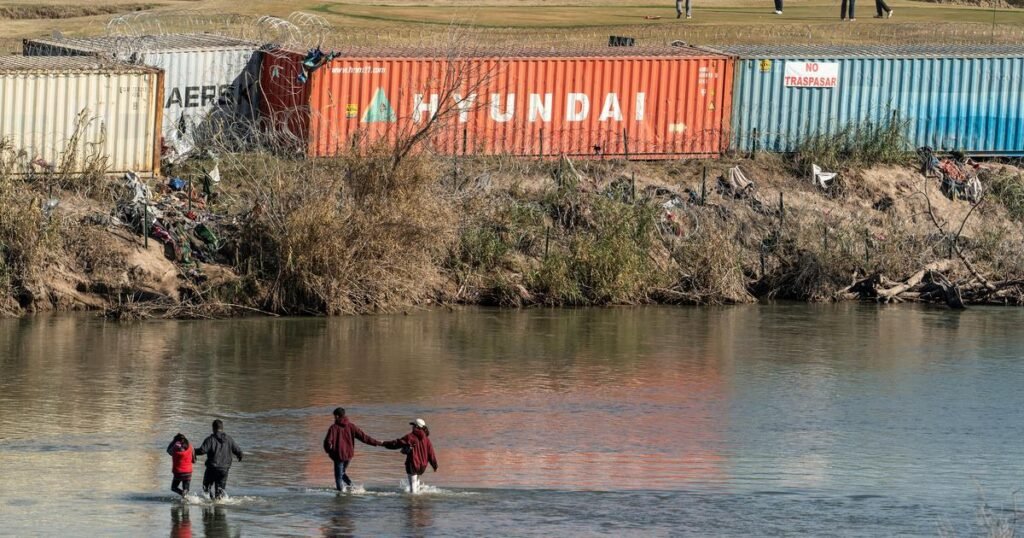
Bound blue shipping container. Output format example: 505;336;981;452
717;45;1024;155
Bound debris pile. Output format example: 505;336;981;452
114;169;226;277
918;146;982;202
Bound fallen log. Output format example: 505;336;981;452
876;260;956;302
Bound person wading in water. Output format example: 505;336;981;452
195;420;243;500
382;418;438;494
166;433;195;498
323;407;381;491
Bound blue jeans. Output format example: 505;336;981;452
334;460;351;490
840;0;855;18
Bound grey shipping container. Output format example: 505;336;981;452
0;56;163;175
25;34;261;152
715;44;1024;155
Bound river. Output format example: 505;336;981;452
1;305;1023;536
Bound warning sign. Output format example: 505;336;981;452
346;104;358;119
784;61;839;88
759;59;772;72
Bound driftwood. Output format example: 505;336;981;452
842;259;1023;308
876;260;955;302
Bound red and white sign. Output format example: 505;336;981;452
784;61;839;88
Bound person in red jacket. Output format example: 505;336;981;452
382;418;438;494
323;407;381;491
166;433;196;497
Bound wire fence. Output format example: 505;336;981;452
95;11;1024;50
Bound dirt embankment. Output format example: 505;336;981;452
2;151;1023;319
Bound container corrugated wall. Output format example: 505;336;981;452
262;50;734;158
726;46;1024;155
133;48;261;144
0;60;162;175
25;36;261;147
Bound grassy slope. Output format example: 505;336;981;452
303;0;1024;27
1;0;1022;41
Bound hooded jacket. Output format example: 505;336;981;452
167;440;195;474
195;431;243;470
323;416;380;462
383;428;438;475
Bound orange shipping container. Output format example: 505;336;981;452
260;48;734;159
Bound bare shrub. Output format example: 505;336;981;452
234;146;455;314
0;173;57;311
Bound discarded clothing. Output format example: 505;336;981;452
297;48;339;84
718;166;755;198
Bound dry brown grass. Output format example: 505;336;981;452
0;4;154;20
0;170;58;313
230;147;457;315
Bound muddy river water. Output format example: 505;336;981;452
2;305;1023;536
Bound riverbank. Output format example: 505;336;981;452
2;144;1023;318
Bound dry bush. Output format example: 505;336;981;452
529;195;666;305
0;173;57;311
234;146;456;314
662;214;754;304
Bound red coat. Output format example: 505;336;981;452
168;442;194;474
383;428;438;475
323;417;380;462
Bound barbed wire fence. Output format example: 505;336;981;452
89;11;1024;49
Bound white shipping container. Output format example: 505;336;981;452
25;34;261;150
0;56;162;175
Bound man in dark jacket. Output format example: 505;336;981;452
323;407;381;491
195;419;243;499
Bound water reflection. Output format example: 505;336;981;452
201;506;236;538
169;506;191;538
3;305;1024;535
404;496;434;536
319;504;357;538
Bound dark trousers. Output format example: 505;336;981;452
171;472;192;496
334;460;352;490
840;0;855;18
774;0;783;11
875;0;890;15
202;467;229;499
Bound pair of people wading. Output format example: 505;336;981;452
166;420;244;500
323;408;438;494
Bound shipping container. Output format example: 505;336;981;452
260;47;735;159
0;56;163;175
25;34;262;150
717;44;1024;155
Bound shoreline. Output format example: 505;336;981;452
3;149;1022;320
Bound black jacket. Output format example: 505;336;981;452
195;431;243;470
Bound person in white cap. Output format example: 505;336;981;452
382;418;438;494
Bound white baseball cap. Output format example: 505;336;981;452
410;418;427;428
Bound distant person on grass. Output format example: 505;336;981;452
840;0;856;20
195;419;244;500
382;418;438;495
774;0;783;15
676;0;691;19
323;407;382;491
874;0;893;18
